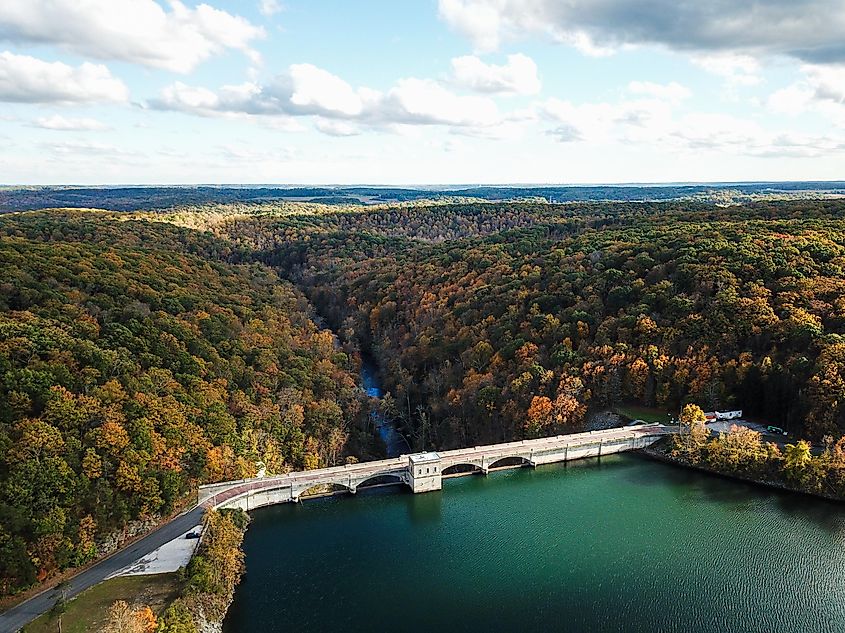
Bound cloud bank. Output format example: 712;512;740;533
0;51;129;103
0;0;263;73
438;0;845;64
151;63;505;131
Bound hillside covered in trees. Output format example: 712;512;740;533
0;213;362;594
2;182;844;212
4;197;845;596
242;199;845;448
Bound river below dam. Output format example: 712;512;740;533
223;454;845;633
359;355;411;457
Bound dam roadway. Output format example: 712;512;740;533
198;424;673;510
0;424;672;632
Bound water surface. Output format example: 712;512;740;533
224;456;845;633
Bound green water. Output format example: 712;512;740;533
223;456;845;633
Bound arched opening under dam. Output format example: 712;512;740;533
487;456;533;470
356;474;405;490
298;482;352;499
442;463;482;477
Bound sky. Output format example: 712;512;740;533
0;0;844;185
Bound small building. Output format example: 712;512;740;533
408;452;442;493
704;410;743;422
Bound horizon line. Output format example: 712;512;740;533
3;179;845;190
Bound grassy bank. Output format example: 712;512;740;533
23;574;180;633
22;509;248;632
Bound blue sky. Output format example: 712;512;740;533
0;0;843;184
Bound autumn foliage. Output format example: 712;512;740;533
254;199;845;449
0;213;361;594
6;198;845;594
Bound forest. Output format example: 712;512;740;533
0;212;363;594
237;199;845;449
3;196;845;596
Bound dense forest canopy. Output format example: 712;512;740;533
0;213;363;594
3;197;845;595
239;199;845;448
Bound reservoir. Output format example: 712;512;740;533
223;455;845;633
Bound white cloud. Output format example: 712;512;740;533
315;120;361;136
451;53;541;95
0;51;129;104
541;92;845;158
768;84;815;116
670;113;766;151
288;63;369;116
671;116;845;158
768;64;845;127
0;0;264;73
383;78;500;126
156;81;222;112
258;0;283;17
41;139;137;158
804;64;845;103
219;143;294;162
151;63;505;133
692;54;761;86
437;0;504;52
540;96;675;144
32;115;111;131
628;81;691;103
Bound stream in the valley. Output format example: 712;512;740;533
359;354;411;457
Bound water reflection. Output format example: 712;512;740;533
619;455;845;534
407;490;442;524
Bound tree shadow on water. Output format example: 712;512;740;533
772;492;845;534
625;455;845;533
623;455;778;508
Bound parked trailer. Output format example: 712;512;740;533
715;410;742;420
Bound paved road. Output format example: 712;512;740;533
0;507;204;633
439;424;670;463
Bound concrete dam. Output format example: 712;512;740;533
199;424;673;511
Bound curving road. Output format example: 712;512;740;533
0;507;204;633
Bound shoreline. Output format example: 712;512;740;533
218;444;843;630
26;444;839;630
638;444;844;505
